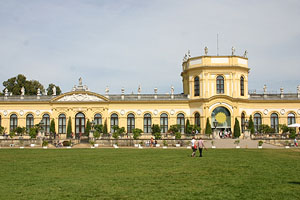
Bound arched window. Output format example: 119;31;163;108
216;75;224;94
26;114;34;132
241;113;245;133
270;113;279;133
42;114;50;134
94;114;102;125
144;113;152;133
287;113;296;125
10;114;18;132
240;76;244;96
194;112;200;128
177;113;185;133
58;114;66;134
160;113;168;133
110;114;118;133
75;113;85;135
127;114;135;133
254;113;262;133
194;76;200;96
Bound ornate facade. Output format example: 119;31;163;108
1;53;300;136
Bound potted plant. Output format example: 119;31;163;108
258;140;263;149
211;140;216;148
90;141;95;148
234;139;240;148
163;140;168;149
42;140;48;149
284;140;290;148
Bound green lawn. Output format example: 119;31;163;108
0;148;300;200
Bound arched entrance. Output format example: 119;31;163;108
211;106;231;138
75;112;85;139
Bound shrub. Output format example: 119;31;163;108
175;132;181;140
192;125;201;134
94;124;103;133
67;117;72;138
163;140;167;146
85;119;91;136
132;128;143;140
152;124;161;139
258;140;263;146
185;119;192;134
90;141;95;146
233;118;241;138
234;139;240;145
63;140;71;146
42;140;48;147
205;118;212;135
15;127;26;136
50;119;56;135
93;130;100;139
103;120;108;135
9;131;16;139
0;126;6;135
284;140;290;146
29;127;38;139
248;115;255;134
169;125;180;135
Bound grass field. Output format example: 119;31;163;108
0;148;300;200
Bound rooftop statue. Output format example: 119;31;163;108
21;87;25;96
188;50;191;58
52;86;56;96
243;50;248;58
263;84;267;93
105;86;109;94
204;46;208;55
138;85;141;94
231;46;235;56
79;77;82;86
171;86;174;95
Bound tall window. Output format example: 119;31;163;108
10;114;18;132
194;76;200;96
75;113;85;135
94;114;102;125
160;113;168;133
194;112;200;128
287;113;296;125
254;113;262;133
216;75;224;94
58;114;66;134
240;76;244;96
270;113;279;133
144;113;152;133
127;114;135;133
241;112;245;133
110;114;118;133
26;114;34;132
42;114;50;134
177;113;185;133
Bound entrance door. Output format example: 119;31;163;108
75;112;85;137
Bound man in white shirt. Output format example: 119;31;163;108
191;137;197;157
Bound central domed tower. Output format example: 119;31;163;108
181;53;249;99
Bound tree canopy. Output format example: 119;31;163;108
2;74;62;95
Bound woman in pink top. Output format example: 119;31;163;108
197;137;206;157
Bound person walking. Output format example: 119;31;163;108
197;137;206;157
191;136;197;157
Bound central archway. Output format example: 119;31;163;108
211;106;231;129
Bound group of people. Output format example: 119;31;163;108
191;136;206;157
218;129;232;138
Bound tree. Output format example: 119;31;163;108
185;119;192;134
29;127;38;139
94;124;103;133
2;74;45;95
132;128;143;140
103;120;108;135
46;83;62;95
112;125;125;139
67;117;72;138
151;124;161;139
0;126;6;135
50;119;56;136
205;118;212;135
248;115;255;134
15;127;26;136
192;125;201;134
169;124;180;135
85;119;91;136
93;130;100;139
233;118;241;138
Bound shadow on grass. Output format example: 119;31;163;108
288;181;300;185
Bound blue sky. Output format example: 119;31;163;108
0;0;299;94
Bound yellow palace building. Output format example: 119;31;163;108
1;49;300;137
